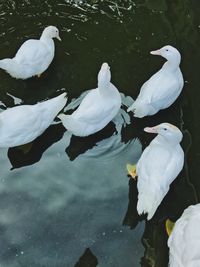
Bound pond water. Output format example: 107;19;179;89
0;0;200;266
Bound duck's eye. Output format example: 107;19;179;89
166;49;169;52
164;128;167;131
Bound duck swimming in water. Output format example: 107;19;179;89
0;26;61;79
0;92;67;147
127;45;184;118
58;63;122;137
127;123;184;220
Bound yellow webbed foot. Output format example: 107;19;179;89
165;219;175;236
126;164;137;180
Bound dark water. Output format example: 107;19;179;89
0;0;200;266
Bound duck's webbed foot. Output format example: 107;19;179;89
126;164;137;180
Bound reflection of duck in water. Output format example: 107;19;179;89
74;248;98;267
167;204;200;267
0;26;61;79
58;63;122;137
0;92;67;148
127;45;184;118
127;123;184;220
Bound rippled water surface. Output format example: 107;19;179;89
0;0;200;266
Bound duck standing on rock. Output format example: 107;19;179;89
127;45;184;118
0;92;67;148
127;123;184;220
0;26;61;79
58;63;122;137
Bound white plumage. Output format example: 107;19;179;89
136;123;184;220
0;92;67;147
168;204;200;267
0;26;61;79
58;63;122;137
127;45;184;118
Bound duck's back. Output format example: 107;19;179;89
131;67;183;117
168;204;200;267
0;105;43;147
14;39;54;76
63;84;121;136
140;68;182;108
0;93;66;147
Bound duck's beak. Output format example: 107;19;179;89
144;126;158;133
150;49;161;56
57;35;62;41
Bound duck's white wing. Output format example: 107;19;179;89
138;70;181;108
15;39;49;65
138;145;171;181
73;89;114;124
150;79;180;109
168;204;200;266
138;144;183;185
0;105;42;147
0;105;41;133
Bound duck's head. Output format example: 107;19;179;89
144;123;183;143
98;63;111;88
43;26;61;41
150;45;181;65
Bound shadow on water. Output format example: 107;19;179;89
122;179;141;229
8;124;65;170
74;248;98;267
0;0;200;266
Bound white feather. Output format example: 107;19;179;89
168;204;200;267
0;93;67;147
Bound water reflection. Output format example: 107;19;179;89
74;248;98;267
123;179;141;230
66;124;116;161
8;124;65;170
0;129;144;267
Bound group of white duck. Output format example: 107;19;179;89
0;25;198;266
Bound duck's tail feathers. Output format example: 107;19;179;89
55;92;68;112
0;58;16;71
0;58;25;79
57;114;87;136
0;59;9;70
127;101;153;118
40;92;67;119
137;185;166;220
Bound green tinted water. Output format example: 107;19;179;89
0;1;200;266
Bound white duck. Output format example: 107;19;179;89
127;45;184;118
0;26;61;79
168;204;200;267
0;92;67;147
127;123;184;220
58;63;122;137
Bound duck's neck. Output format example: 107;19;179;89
162;60;180;72
98;82;112;97
40;33;54;47
153;135;179;146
